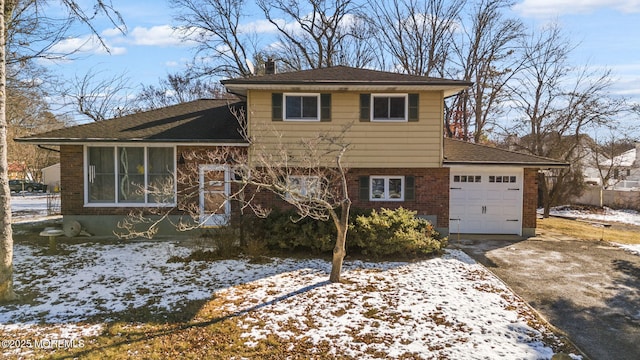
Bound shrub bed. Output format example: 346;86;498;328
245;207;447;258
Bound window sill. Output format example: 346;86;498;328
84;203;176;208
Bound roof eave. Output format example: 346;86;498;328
443;161;570;168
223;82;471;97
15;138;250;146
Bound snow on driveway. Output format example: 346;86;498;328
0;241;578;359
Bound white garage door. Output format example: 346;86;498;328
449;168;523;235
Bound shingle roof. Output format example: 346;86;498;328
16;99;247;144
223;66;471;85
443;138;568;167
222;66;472;97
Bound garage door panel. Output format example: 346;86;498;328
485;189;504;201
449;169;523;235
450;189;466;201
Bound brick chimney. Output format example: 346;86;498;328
265;58;276;75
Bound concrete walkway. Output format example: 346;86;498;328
451;231;640;360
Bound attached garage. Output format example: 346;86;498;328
449;167;523;235
443;138;569;237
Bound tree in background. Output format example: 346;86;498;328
256;0;365;70
1;0;125;302
445;0;525;142
366;0;463;77
505;24;630;217
7;87;67;179
59;69;134;121
136;72;235;111
171;0;261;78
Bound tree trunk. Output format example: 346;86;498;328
0;0;17;302
538;172;551;218
329;201;350;283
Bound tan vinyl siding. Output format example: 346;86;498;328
248;91;443;168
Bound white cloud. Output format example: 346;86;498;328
239;19;279;34
128;25;196;47
514;0;640;17
50;35;127;56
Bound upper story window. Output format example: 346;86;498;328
372;94;407;121
86;146;176;206
272;93;331;122
285;93;320;121
360;93;419;122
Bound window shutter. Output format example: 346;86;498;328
408;94;419;122
405;176;415;201
272;93;283;121
359;176;370;200
320;93;331;122
359;94;370;122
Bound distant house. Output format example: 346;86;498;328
42;163;61;192
580;142;640;190
8;161;27;180
598;144;640;190
17;66;567;237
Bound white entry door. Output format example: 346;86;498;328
199;165;230;226
449;168;523;235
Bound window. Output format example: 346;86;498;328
370;176;404;201
86;146;175;205
284;93;320;121
360;93;418;122
287;175;322;200
453;175;482;183
372;94;407;121
488;175;517;183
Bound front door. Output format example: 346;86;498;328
199;165;230;226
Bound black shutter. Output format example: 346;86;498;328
405;176;415;201
408;94;419;122
359;176;370;201
359;94;370;122
272;93;283;121
320;93;331;122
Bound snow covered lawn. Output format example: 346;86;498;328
0;241;578;359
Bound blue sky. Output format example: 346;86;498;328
42;0;640;130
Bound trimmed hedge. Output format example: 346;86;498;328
246;207;447;258
349;207;447;258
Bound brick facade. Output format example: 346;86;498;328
60;144;537;235
523;168;539;229
348;168;450;229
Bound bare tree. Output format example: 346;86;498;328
1;0;125;302
256;0;364;70
7;86;66;179
367;0;463;77
505;24;629;217
58;69;134;121
445;0;525;142
135;72;235;111
171;0;260;78
117;106;353;283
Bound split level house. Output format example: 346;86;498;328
17;66;567;238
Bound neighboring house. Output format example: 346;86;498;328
8;161;27;180
17;66;566;237
42;163;61;192
597;144;640;190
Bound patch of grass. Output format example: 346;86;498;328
538;217;640;244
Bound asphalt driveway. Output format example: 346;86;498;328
451;231;640;360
